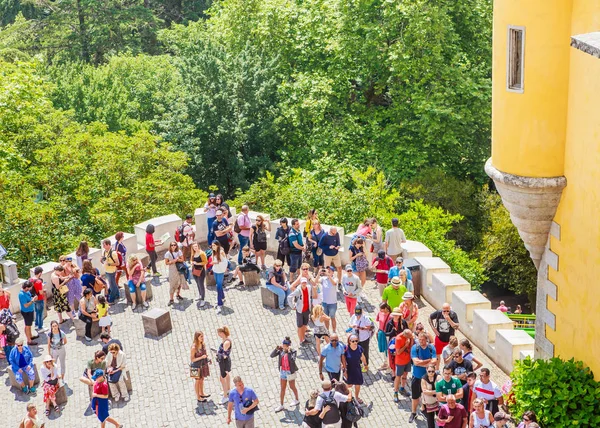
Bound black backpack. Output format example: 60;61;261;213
175;222;186;243
319;391;340;424
278;228;291;255
256;227;267;243
345;397;364;423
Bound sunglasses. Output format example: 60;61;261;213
17;345;23;347
427;370;435;373
301;268;309;271
442;310;450;313
350;340;358;343
453;355;461;358
330;339;338;342
523;418;530;422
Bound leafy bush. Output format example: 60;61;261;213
510;357;600;427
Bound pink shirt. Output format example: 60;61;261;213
238;213;251;237
497;305;508;313
281;353;290;371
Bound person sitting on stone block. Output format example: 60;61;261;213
9;338;37;394
232;246;261;286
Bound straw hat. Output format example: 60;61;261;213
391;307;403;317
43;355;54;363
402;292;414;300
390;276;402;286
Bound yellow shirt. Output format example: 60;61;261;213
97;304;108;318
103;249;119;274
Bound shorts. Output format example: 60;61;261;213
280;370;297;381
434;336;447;356
395;362;411;376
296;310;310;328
411;375;423;400
322;302;338;319
22;311;34;327
327;371;341;382
219;358;232;378
289;252;303;272
14;365;36;384
128;280;147;293
98;316;112;328
253;241;267;252
324;253;342;268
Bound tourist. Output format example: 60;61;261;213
145;223;162;277
21;403;44;428
204;193;218;244
0;308;19;359
303;389;326;428
190;331;211;403
9;338;37;394
342;334;367;404
371;250;394;296
460;339;483;371
496;300;509;313
341;264;360;315
311;304;330;356
211;241;229;314
381;276;407;312
97;295;112;334
409;332;437;423
266;259;291;310
190;242;208;306
370;218;384;255
81;260;104;296
436;395;468;428
375;302;392;370
250;214;270;269
442;336;460;366
101;239;121;304
470;398;493;427
0;287;11;310
113;232;128;285
270;337;300;412
105;343;129;402
421;363;441;428
448;349;474;385
319;333;345;382
305;209;318;237
388;257;412;282
335;380;359;428
46;320;67;380
461;372;477;413
60;256;82;313
473;368;504;415
40;355;61;416
492;411;510;428
318;227;342;284
307;379;352;427
517;410;538;428
429;302;460;369
275;217;291;267
51;265;74;323
75;240;89;269
416;321;436;345
217;326;233;405
288;218;305;282
384;307;409;343
79;350;106;386
126;254;148;310
514;304;523;315
348;306;374;366
90;369;122;428
288;276;312;345
398;291;418;331
30;267;45;331
384;217;406;261
393;329;414;402
215;194;232;219
355;218;373;240
181;214;196;261
100;332;124;356
308;220;325;275
436;365;464;403
236;206;252;265
232;246;261;286
165;241;186;307
348;238;368;288
398;269;414;293
18;280;38;345
213;209;232;255
79;288;98;342
320;266;339;332
226;375;259;427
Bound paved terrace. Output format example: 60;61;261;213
2;256;508;427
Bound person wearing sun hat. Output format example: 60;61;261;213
382;276;407;310
9;337;36;394
40;355;61;416
91;369;122;428
399;291;419;331
384;307;409;374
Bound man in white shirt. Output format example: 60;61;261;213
348;307;374;366
320;267;339;333
384;218;406;261
309;380;352;428
473;368;504;415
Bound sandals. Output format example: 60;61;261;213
54;405;60;413
45;409;51;416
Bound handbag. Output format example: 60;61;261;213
175;262;187;274
108;369;122;384
46;378;59;386
93;276;106;294
192;267;202;277
59;284;69;295
189;366;200;378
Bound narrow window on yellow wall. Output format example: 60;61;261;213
507;26;525;93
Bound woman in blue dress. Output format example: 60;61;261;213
91;369;122;428
342;334;368;404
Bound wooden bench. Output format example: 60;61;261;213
124;278;154;305
142;308;172;337
8;364;40;389
260;287;279;309
242;270;261;287
74;318;102;339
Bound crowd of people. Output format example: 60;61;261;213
0;196;538;428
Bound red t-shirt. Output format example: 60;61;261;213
302;287;309;312
0;294;9;310
29;278;45;301
373;257;392;284
94;381;108;395
145;232;155;251
394;334;411;366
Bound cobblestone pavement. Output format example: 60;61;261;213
2;257;508;427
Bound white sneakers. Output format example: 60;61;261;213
132;303;137;310
216;306;222;314
199;300;206;307
274;404;285;412
221;396;229;404
289;399;300;407
143;301;149;308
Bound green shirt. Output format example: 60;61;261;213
435;376;462;403
382;285;407;310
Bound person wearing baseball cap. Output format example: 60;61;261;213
342;264;360;315
493;411;510;427
371;250;393;296
91;369;122;427
212;209;232;254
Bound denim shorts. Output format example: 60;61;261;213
322;302;337;318
128;280;147;293
280;370;297;381
289;252;302;272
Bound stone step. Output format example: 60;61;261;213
451;290;491;323
470;309;514;351
402;240;433;259
519;349;534;360
430;273;471;309
495;329;535;373
415;257;451;304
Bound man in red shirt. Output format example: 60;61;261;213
393;329;413;402
290;275;312;346
30;267;45;332
437;394;468;428
371;250;393;296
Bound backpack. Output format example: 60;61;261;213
175;222;186;243
345;397;365;423
388;337;396;356
278;228;291;255
319;391;340;424
234;217;242;234
256;227;267;243
113;242;124;266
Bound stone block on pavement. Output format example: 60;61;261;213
261;286;278;309
142;308;172;337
